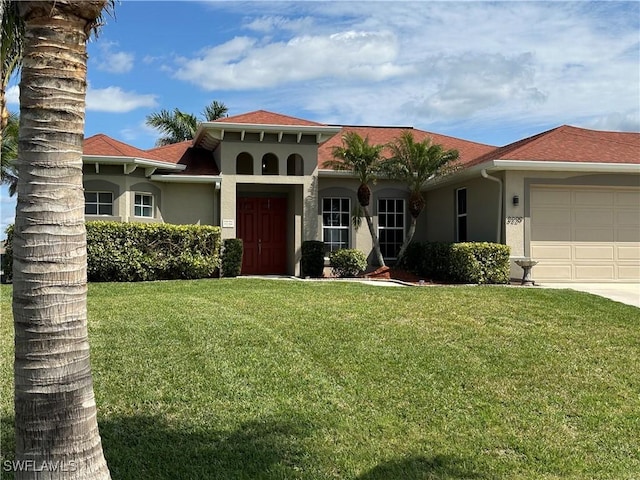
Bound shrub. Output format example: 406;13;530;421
329;249;367;278
221;238;243;277
1;225;14;283
3;221;221;282
399;241;510;284
301;240;325;278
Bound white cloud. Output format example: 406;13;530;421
95;42;134;74
173;29;409;90
244;15;314;33
86;86;158;113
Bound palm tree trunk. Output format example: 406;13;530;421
396;215;418;263
13;2;111;478
363;205;386;267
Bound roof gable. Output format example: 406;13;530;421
216;110;326;127
468;125;640;167
83;134;156;158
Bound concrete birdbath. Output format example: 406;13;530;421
515;258;538;286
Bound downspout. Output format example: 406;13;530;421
481;169;503;243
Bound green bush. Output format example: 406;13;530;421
399;241;510;284
301;240;325;278
3;221;221;282
1;225;13;283
329;249;367;278
221;238;243;277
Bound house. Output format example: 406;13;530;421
82;110;640;282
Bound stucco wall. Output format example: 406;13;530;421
423;174;502;243
161;183;217;225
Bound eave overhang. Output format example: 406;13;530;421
193;122;342;150
83;155;186;175
149;174;222;185
423;159;640;190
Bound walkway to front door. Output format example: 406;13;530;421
237;197;288;275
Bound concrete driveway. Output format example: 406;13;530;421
539;283;640;308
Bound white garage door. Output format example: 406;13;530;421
530;186;640;282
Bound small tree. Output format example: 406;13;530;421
324;131;386;267
382;131;459;261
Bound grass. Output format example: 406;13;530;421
1;279;639;479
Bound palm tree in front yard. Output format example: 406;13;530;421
1;110;18;195
382;131;459;261
13;1;113;476
325;131;386;267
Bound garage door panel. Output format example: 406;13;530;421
573;190;614;206
534;208;571;225
574;227;614;242
618;265;640;280
532;225;571;242
531;244;571;260
616;228;640;242
617;245;640;260
575;265;615;280
574;245;614;260
534;264;573;279
574;209;613;227
532;190;570;206
530;186;640;282
616;210;640;226
616;191;640;206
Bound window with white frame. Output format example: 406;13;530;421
134;193;154;218
84;191;113;216
322;198;350;253
378;198;405;259
456;188;467;242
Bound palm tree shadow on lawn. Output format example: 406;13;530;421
2;413;487;479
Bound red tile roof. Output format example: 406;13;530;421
318;126;496;169
215;109;326;127
468;125;640;167
147;142;220;175
83;134;162;159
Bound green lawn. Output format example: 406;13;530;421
1;279;639;479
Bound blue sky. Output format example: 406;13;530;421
2;0;639;234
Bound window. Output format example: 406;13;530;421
287;154;303;176
456;188;467;242
262;153;279;175
84;191;113;216
134;193;154;218
236;152;253;175
378;199;405;259
322;198;350;253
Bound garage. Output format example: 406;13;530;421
530;185;640;282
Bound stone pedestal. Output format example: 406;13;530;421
515;259;538;286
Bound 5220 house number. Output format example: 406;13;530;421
507;216;523;225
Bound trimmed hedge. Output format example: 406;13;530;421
329;248;368;278
3;221;221;282
400;241;510;284
221;238;243;277
301;240;325;278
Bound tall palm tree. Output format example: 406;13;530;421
13;1;112;477
1;110;18;195
146;99;228;146
325;131;386;267
382;131;459;261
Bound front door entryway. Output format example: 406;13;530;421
237;197;288;275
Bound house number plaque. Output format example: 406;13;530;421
222;219;235;228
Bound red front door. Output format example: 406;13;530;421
237;197;288;275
